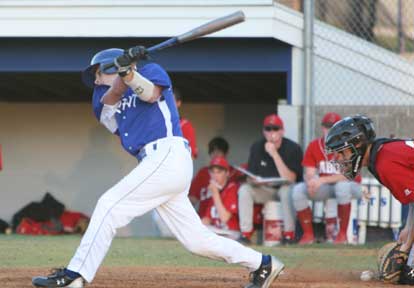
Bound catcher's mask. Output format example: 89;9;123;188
81;48;124;88
325;115;376;180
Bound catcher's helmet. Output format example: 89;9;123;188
81;48;124;88
325;115;376;179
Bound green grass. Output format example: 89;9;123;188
0;235;384;271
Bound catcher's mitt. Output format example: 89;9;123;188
378;242;408;283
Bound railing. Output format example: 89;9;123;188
311;177;402;244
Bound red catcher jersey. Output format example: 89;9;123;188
205;182;240;231
189;164;246;217
180;118;198;159
302;138;340;176
374;141;414;204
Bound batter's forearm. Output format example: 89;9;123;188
102;77;129;105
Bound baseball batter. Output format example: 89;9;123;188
31;47;284;288
325;115;414;284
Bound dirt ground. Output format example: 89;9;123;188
1;266;391;288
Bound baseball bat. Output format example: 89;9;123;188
148;10;245;52
103;11;245;70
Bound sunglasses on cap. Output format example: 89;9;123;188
264;126;281;132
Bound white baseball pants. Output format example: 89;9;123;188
67;136;262;282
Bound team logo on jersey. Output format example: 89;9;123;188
260;160;267;167
404;188;412;196
406;141;414;148
117;94;139;113
318;161;340;174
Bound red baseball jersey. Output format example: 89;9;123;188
189;166;210;217
373;140;414;204
302;138;339;176
189;164;246;217
180;118;198;159
205;182;240;231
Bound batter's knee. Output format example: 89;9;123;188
292;182;309;211
335;181;352;205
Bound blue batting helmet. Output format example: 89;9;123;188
81;48;124;88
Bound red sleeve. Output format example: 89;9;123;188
222;183;239;214
181;119;198;159
376;142;414;204
302;139;319;168
189;167;209;199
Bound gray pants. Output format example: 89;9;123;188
292;181;362;212
238;184;295;233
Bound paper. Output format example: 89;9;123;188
233;166;290;186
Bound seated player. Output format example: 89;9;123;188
202;156;241;240
190;137;240;215
292;112;361;244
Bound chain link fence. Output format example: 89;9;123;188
277;0;414;139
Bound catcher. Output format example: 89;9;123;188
325;115;414;284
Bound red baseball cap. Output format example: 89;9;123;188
209;156;230;171
263;114;284;129
321;112;341;127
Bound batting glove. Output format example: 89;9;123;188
114;54;134;77
126;46;149;61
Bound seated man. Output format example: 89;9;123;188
202;156;241;240
238;114;303;244
292;112;362;244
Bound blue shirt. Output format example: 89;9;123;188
92;63;182;158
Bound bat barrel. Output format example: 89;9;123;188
99;11;245;72
177;11;245;43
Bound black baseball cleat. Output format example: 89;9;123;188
32;268;84;287
244;255;285;288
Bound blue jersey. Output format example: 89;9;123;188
92;63;182;158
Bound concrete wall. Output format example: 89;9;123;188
0;102;274;236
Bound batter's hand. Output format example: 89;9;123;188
114;54;134;77
114;46;149;77
125;46;149;61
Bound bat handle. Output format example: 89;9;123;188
147;37;178;53
101;38;178;72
